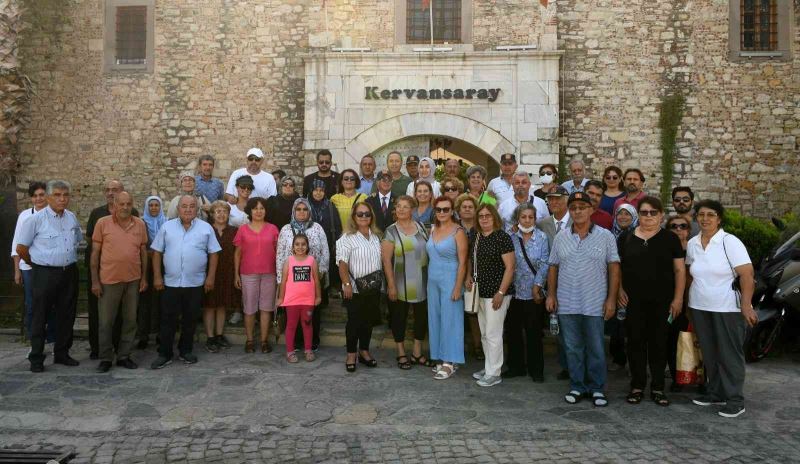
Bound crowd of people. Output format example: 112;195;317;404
11;147;757;418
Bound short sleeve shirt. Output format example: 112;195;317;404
225;168;277;200
686;229;751;313
150;218;222;288
475;230;515;298
618;228;685;303
232;223;279;275
384;223;429;303
195;175;225;202
92;216;148;284
17;206;83;267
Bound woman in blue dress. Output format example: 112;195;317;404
426;196;468;380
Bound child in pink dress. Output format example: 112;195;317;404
277;234;322;363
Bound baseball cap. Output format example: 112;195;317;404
567;191;593;206
246;148;264;159
236;175;255;187
546;186;569;197
500;153;516;164
378;170;392;181
406;155;420;165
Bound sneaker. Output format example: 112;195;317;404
692;395;726;406
228;312;243;325
179;353;198;364
205;338;220;353
150;356;172;370
477;375;502;387
215;335;232;348
472;369;486;380
718;404;746;418
312;344;320;353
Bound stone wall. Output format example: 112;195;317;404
559;0;800;217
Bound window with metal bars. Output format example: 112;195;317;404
115;6;147;65
406;0;462;44
740;0;778;51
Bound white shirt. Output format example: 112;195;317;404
336;231;383;293
10;207;44;271
686;229;751;313
553;211;571;233
406;179;441;198
225;168;277;200
561;178;589;194
487;176;514;204
498;195;549;230
228;204;249;227
379;192;392;209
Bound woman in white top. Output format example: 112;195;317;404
686;200;756;419
228;175;253;227
406;156;441;198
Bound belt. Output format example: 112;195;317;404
31;262;77;271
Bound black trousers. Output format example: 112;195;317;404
625;298;670;391
158;286;203;359
136;267;161;341
89;285;121;354
388;299;428;343
505;298;545;377
605;317;627;366
344;292;379;353
29;263;78;365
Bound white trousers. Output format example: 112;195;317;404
477;295;511;377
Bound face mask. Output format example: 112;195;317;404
518;224;535;233
539;174;553;185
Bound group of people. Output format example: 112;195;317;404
11;148;757;418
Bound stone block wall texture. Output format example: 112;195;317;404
559;0;799;216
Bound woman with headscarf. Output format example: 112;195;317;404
266;176;300;231
406;156;441;198
607;202;641;371
276;197;330;351
612;203;639;239
308;179;344;298
137;196;166;349
166;171;211;220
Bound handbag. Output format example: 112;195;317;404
350;269;383;295
675;324;705;386
721;233;743;308
463;234;480;314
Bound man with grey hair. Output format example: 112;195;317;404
195;154;224;202
16;180;83;372
498;172;549;230
560;159;589;194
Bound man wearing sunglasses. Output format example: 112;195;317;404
302;149;340;199
671;186;700;237
224;148;277;202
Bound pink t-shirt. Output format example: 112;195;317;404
233;222;279;275
282;255;316;307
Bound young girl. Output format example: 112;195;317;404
277;234;322;363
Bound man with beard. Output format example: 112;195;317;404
498;172;549;230
613;168;647;211
671;186;700;237
302;149;340;198
224;148;277;201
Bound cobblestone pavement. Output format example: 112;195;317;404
0;337;798;463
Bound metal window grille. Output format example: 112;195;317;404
406;0;462;44
741;0;778;51
115;6;147;65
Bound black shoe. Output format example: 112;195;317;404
136;339;148;350
346;362;356;373
312;344;320;353
96;361;112;373
150;356;172;369
501;369;526;379
358;355;377;367
215;335;232;349
116;358;138;369
556;369;570;381
179;352;198;364
30;363;44;373
205;338;220;353
89;352;99;360
54;356;80;367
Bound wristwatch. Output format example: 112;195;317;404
497;290;505;296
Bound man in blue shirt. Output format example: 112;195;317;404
150;195;221;369
194;154;224;202
16;180;83;372
546;191;620;407
357;154;376;195
560;159;589;194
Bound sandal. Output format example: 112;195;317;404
261;341;272;353
434;363;456;380
651;391;670;407
626;390;644;404
564;390;583;404
592;392;609;407
396;356;412;370
305;351;315;362
287;352;298;363
245;340;255;353
410;354;434;367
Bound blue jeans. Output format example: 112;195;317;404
559;314;607;394
22;269;55;343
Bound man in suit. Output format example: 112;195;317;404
366;170;395;233
537;186;572;251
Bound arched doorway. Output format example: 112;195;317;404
366;135;500;179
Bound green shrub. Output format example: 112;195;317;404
723;210;780;264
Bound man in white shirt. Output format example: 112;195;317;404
560;159;589;194
487;153;517;204
498;172;549;230
224;148;277;202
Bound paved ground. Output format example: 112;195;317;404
0;335;799;463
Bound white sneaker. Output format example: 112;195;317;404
228;312;243;324
472;369;485;380
477;375;502;387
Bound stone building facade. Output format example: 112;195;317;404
10;0;799;222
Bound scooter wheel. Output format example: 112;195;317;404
744;316;784;363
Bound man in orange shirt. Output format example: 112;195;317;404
90;191;149;373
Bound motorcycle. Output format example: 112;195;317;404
744;227;800;362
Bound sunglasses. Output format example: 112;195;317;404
673;196;692;203
318;160;332;165
282;183;295;188
295;207;309;212
355;211;372;218
540;171;554;176
670;223;690;230
477;213;493;219
342;176;357;181
247;156;260;161
434;207;452;214
443;187;459;193
639;210;660;217
237;185;254;190
604;175;619;180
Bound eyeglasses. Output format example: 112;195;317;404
237;185;253;191
670;223;690;230
342;176;357;181
443;187;459;193
355;211;372;218
639;209;660;217
673;196;692;203
434;207;452;214
247;156;260;162
604;175;619;180
282;183;295;188
295;207;308;212
696;212;718;218
477;213;493;219
568;205;591;212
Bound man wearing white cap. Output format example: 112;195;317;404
224;148;277;202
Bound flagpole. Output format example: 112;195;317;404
429;0;434;51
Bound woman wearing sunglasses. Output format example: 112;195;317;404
330;169;367;231
266;176;300;231
665;215;695;392
228;175;253;227
617;197;686;407
533;164;559;200
599;166;625;216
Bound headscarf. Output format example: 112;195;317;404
289;197;314;234
143;196;166;244
416;156;437;185
308;179;329;223
612;203;639;238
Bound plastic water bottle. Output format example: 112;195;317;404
616;306;627;321
549;314;560;335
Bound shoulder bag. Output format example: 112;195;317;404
721;233;743;308
463;233;480;314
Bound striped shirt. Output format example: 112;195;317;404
336;230;382;293
548;224;619;316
